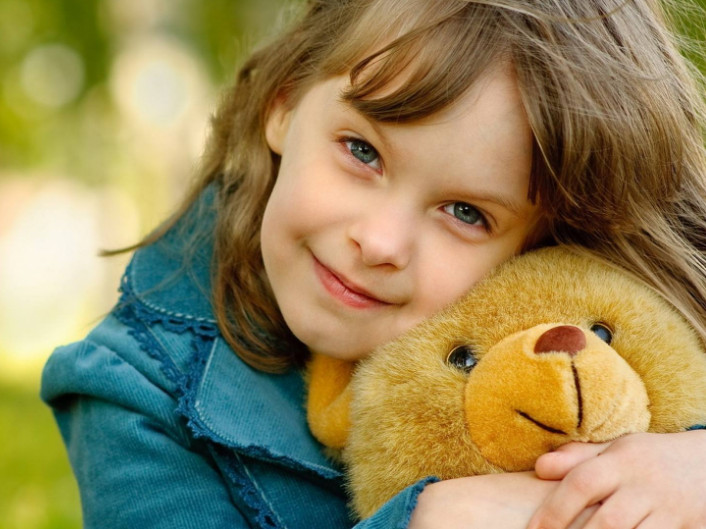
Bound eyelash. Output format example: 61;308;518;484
442;202;492;233
340;137;382;171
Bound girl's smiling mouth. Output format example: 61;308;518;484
312;255;393;309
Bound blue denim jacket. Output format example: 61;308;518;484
41;191;432;528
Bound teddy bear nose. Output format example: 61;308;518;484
534;325;586;356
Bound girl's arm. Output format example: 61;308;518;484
59;395;251;527
408;471;597;529
528;430;706;529
408;430;706;529
44;339;250;528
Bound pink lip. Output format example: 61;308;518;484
313;257;390;309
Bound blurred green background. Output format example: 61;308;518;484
0;1;291;527
0;1;704;528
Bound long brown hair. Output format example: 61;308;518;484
142;0;706;372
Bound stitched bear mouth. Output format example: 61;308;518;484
515;410;568;435
515;363;584;436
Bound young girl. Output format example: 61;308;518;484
42;0;706;528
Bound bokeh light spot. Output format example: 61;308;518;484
110;37;207;129
20;44;86;108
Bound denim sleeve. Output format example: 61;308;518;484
352;477;439;529
42;337;249;528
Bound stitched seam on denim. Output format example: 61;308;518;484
213;446;285;529
120;266;219;333
179;338;220;440
122;263;218;325
240;457;288;529
187;399;342;481
133;292;217;324
187;373;341;477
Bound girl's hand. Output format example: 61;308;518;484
528;430;706;529
409;471;597;529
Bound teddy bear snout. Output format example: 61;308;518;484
534;325;586;356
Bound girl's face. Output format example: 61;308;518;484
261;67;541;361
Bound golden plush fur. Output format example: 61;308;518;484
306;246;706;518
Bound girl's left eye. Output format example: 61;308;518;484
443;202;488;228
344;138;380;169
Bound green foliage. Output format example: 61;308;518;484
0;380;81;529
0;0;288;176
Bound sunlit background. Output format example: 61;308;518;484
1;1;705;528
0;1;292;527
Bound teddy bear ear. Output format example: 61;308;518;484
306;354;354;449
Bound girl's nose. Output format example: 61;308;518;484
348;205;415;269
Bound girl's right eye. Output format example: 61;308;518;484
343;138;381;170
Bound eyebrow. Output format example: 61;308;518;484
467;190;526;217
336;96;396;154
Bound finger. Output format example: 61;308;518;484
635;512;678;529
527;457;618;529
535;441;610;480
634;500;704;529
582;489;650;529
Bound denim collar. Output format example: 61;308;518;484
128;189;218;325
192;337;340;478
125;188;340;480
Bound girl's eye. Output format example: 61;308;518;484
443;202;487;228
344;138;380;169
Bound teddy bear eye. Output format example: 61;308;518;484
446;345;478;373
590;323;613;344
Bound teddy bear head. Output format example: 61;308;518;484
307;246;706;518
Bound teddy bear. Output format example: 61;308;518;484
306;246;706;519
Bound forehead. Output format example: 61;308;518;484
410;64;527;132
